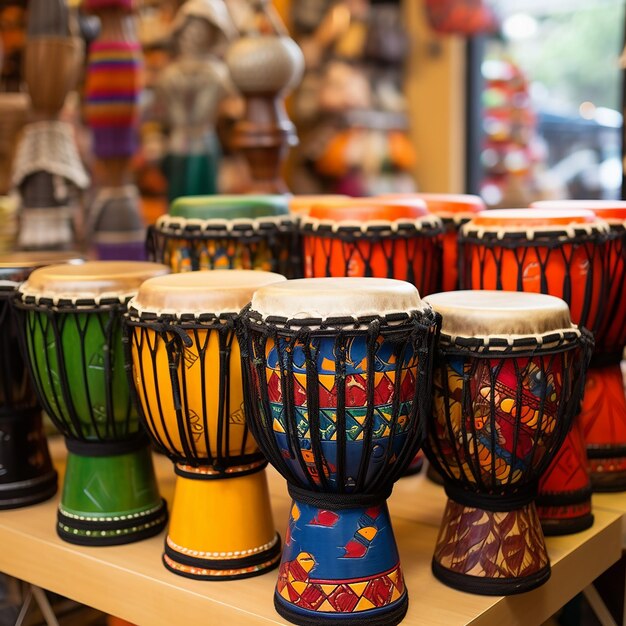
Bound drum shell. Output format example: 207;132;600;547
460;234;606;333
147;226;294;277
22;306;135;441
246;327;423;493
129;323;257;462
441;224;460;292
594;226;626;352
302;230;441;296
0;289;38;413
428;345;583;493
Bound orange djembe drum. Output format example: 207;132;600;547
533;200;626;491
300;199;443;296
125;270;286;579
459;209;608;534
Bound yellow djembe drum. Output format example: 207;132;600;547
125;270;286;579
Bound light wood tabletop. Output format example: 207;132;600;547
0;438;621;626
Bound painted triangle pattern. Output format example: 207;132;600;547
276;559;404;615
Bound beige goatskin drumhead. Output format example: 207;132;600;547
424;290;574;337
251;277;427;320
131;270;287;316
20;261;170;298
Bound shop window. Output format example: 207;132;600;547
469;0;625;206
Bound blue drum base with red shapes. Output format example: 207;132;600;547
274;499;407;625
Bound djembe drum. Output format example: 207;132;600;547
533;200;626;491
147;194;295;276
238;277;439;625
424;290;592;594
0;252;80;508
14;261;169;545
459;208;608;534
300;199;443;296
125;270;286;580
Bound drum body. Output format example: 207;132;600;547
239;278;438;625
382;193;485;291
0;253;80;508
301;201;443;297
147;194;296;277
459;209;608;534
125;270;286;579
15;261;169;545
424;291;592;594
532;201;626;491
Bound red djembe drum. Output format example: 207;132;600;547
238;277;439;625
424;290;592;594
459;208;608;534
533;200;626;491
300;199;443;296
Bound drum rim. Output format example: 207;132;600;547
300;213;443;235
154;213;295;235
242;306;438;332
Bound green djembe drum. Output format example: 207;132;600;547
14;261;169;545
146;194;296;276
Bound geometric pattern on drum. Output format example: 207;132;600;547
147;216;295;277
302;219;443;297
276;501;405;616
428;331;590;500
267;336;417;489
433;501;549;579
244;309;439;494
125;311;264;474
459;221;609;334
17;296;136;441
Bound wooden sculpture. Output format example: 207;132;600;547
12;0;88;250
225;0;304;193
83;0;144;259
157;0;236;201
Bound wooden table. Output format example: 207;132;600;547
0;440;621;626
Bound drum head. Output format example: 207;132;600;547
386;193;485;218
131;270;286;316
309;198;427;222
170;195;289;220
424;290;574;337
250;277;427;320
289;195;348;217
470;208;599;228
532;200;626;223
20;260;169;299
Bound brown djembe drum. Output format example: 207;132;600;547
424;290;592;594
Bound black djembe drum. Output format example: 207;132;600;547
0;252;80;508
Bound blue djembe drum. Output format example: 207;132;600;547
238;277;439;626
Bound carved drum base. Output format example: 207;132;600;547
163;466;281;581
57;442;168;546
580;364;626;492
432;499;550;595
0;411;57;509
274;500;407;626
